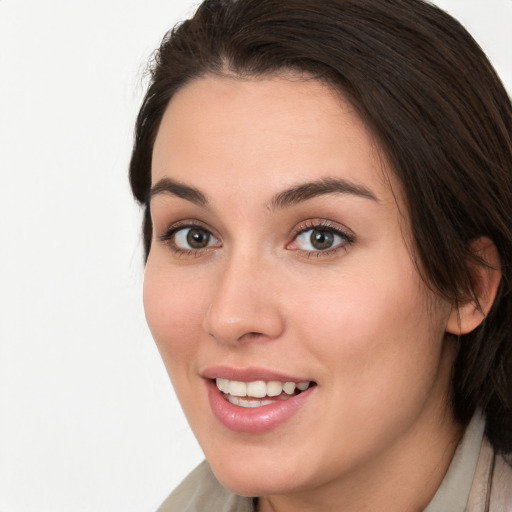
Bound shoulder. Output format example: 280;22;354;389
157;460;255;512
489;452;512;510
467;439;512;511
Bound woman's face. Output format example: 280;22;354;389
145;75;456;499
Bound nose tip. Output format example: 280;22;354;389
205;309;282;345
202;264;285;345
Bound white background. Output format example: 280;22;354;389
0;1;510;511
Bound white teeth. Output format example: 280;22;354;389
228;380;247;397
246;381;267;398
266;381;283;397
283;382;296;395
216;378;229;394
215;378;312;398
227;396;276;408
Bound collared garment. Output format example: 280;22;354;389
158;413;512;512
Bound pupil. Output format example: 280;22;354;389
311;230;333;250
187;228;210;248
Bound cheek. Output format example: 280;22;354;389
143;260;208;373
290;258;448;398
285;268;451;466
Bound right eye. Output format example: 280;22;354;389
175;227;217;249
160;225;221;253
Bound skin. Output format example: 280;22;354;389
144;75;465;511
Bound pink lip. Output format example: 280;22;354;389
202;367;316;434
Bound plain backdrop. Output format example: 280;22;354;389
0;1;511;511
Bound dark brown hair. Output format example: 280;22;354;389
129;0;512;452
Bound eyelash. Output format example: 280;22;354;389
159;220;220;257
289;220;354;258
158;219;354;258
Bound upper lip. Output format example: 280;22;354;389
201;366;313;383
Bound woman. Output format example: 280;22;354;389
130;0;512;510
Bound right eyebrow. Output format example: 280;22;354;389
149;177;208;207
268;177;378;210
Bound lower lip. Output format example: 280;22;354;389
206;380;315;433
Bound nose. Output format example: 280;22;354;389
202;252;286;345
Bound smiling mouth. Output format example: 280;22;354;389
215;378;316;408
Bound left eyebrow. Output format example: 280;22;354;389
268;177;378;210
149;177;208;206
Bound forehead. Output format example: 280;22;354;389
151;74;398;208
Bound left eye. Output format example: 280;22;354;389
173;227;219;249
294;228;346;251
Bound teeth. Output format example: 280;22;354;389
266;381;283;397
216;378;229;394
229;380;247;397
283;382;296;395
215;378;311;398
246;381;266;398
227;396;276;408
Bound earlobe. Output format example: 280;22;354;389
446;237;502;335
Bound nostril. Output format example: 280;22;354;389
237;331;265;343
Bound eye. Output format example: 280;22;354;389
296;228;338;251
288;222;353;255
159;224;221;253
174;227;215;249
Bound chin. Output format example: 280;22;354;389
211;464;302;498
204;443;322;498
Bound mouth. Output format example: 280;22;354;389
215;378;315;408
203;367;317;432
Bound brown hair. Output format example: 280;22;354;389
129;0;512;452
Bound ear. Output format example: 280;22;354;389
446;237;501;335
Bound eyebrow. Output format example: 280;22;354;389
149;176;377;209
269;177;378;210
149;177;208;206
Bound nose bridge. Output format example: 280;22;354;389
203;246;285;344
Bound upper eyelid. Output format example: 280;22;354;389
288;220;355;257
292;219;354;239
158;219;217;240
